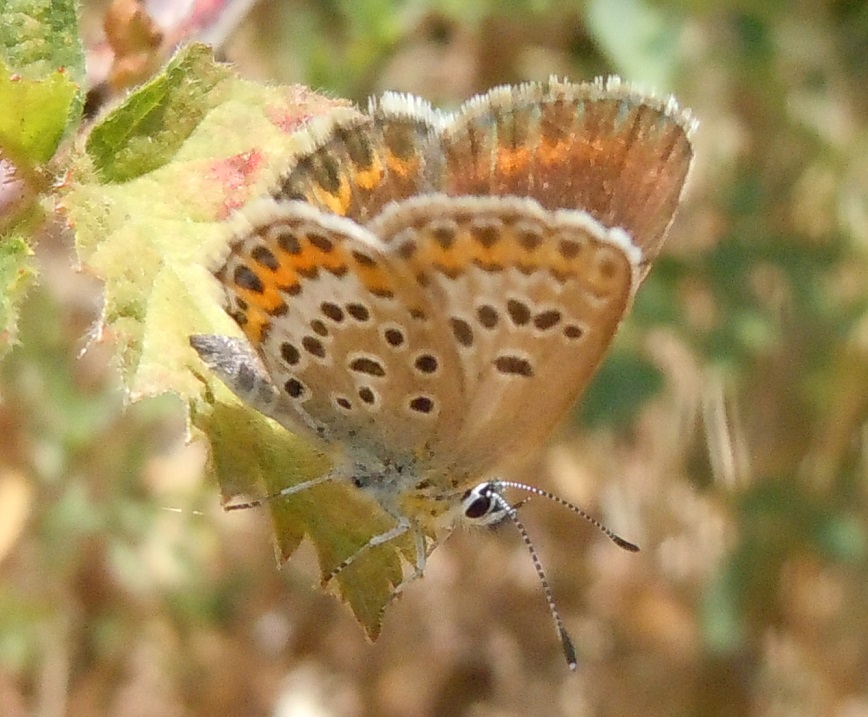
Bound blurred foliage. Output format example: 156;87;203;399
1;0;867;716
0;0;84;350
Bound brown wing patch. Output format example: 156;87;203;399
440;77;695;276
273;97;444;223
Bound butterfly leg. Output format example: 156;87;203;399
322;516;424;587
223;471;339;510
379;525;430;610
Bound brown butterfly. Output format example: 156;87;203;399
191;76;695;669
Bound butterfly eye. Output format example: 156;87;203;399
461;483;513;525
463;493;492;519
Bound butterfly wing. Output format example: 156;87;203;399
214;197;467;467
205;77;694;488
364;78;694;477
369;195;639;477
439;76;695;277
272;94;448;223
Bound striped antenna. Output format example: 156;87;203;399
460;480;639;671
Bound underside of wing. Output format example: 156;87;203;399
439;76;695;277
272;95;449;224
369;194;640;476
215;198;467;464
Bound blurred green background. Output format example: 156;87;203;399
1;0;867;715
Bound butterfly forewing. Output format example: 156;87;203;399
370;195;639;476
218;199;467;461
440;77;695;276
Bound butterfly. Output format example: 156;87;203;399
191;75;695;669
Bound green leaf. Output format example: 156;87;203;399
62;43;410;638
85;44;230;184
0;61;79;165
0;0;85;158
196;401;408;637
0;0;83;81
0;0;84;348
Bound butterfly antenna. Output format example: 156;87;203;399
223;473;337;511
493;480;639;552
488;490;578;671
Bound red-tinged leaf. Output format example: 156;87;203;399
62;43;413;639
